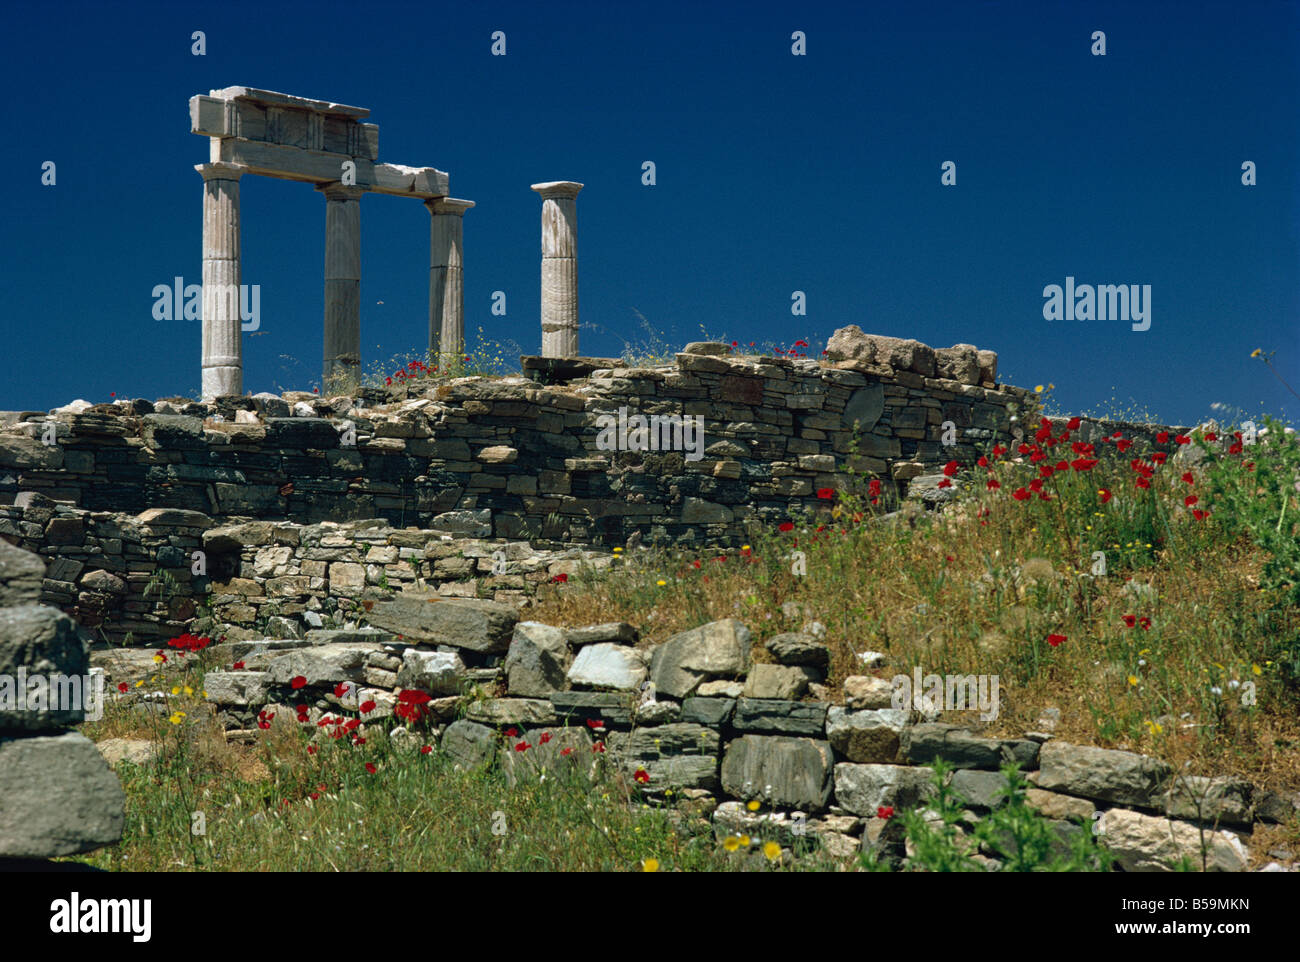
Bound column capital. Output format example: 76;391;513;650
195;161;249;182
315;182;368;202
530;181;583;200
424;197;476;216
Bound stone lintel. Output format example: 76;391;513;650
207;86;371;118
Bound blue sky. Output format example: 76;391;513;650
3;0;1297;426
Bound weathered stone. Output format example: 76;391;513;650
842;675;895;710
0;541;44;607
1098;808;1249;872
440;719;496;770
549;690;636;725
1024;788;1096;821
680;696;735;727
266;651;354;688
834;763;937;816
1155;775;1254;828
566;622;638;646
609;723;719;790
567;643;647;691
742;663;811;700
1037;741;1173;807
429;509;492;537
680;498;733;524
825;707;908;763
721;735;835;812
902;723;1024;771
697;680;744;698
203;670;272;706
503;622;571;697
500;726;594;787
950;769;1010;810
0;605;89;730
764;632;829;668
395;648;464;696
96;737;160;769
465;698;557;726
649;618;752;699
364;595;517;653
0;731;125;858
843;383;885;433
733;699;827;736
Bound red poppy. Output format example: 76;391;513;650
938;478;953;489
550;572;569;584
1116;439;1132;453
561;747;575;756
778;522;794;532
868;479;881;497
1229;441;1243;454
945;554;956;562
1135;477;1150;489
943;460;959;477
421;745;433;754
1039;464;1054;478
816;487;835;500
232;660;245;670
1012;487;1030;501
1047;634;1066;647
592;741;606;753
586;718;605;730
1204;432;1217;442
1071;458;1098;471
307;745;317;755
1018;443;1034;455
692;559;701;568
986;479;1000;490
360;700;376;714
1122;615;1136;628
334;682;350;698
633;768;650;784
1185;495;1198;507
977;456;989;468
1151;451;1167;464
117;682;129;693
1138;617;1151;630
1192;509;1209;521
539;731;553;744
1175;435;1190;445
1156;432;1168;443
514;741;531;752
1181;472;1194;484
877;806;894;819
290;675;308;690
365;763;377;774
1067;416;1081;430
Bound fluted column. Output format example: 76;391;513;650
197;162;248;400
530;181;583;358
425;197;474;365
316;183;365;390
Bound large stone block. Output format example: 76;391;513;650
721;734;834;812
0;605;90;731
825;707;908;763
1037;741;1172;807
504;622;571;697
395;649;465;696
733;698;827;736
649;619;752;699
0;541;45;607
0;731;125;858
1098;809;1249;872
363;596;518;653
834;763;936;816
609;723;720;790
567;643;647;691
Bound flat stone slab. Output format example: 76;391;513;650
549;691;637;726
834;763;937;816
1098;808;1249;872
363;596;517;653
733;699;828;736
465;698;557;727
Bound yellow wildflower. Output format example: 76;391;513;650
763;841;781;861
641;858;659;872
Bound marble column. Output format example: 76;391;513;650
425;197;474;365
316;183;365;390
530;181;583;357
197;162;248;400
